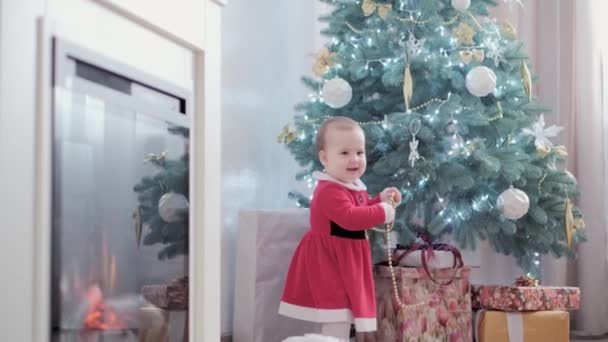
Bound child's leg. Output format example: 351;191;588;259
321;322;351;341
355;332;377;342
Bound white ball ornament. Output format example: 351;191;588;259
466;66;497;97
451;0;471;11
497;187;530;220
158;192;189;223
321;77;353;108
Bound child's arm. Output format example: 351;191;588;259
317;184;394;231
369;187;403;206
368;194;381;205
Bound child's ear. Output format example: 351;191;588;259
319;150;328;167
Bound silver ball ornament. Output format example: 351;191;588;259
451;0;471;11
466;66;497;97
321;77;352;108
158;192;189;223
497;187;530;220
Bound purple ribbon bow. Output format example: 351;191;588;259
394;233;464;285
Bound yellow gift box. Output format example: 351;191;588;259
476;310;569;342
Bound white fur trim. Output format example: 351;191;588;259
312;171;367;191
282;334;341;342
279;301;353;323
380;202;395;223
354;318;377;332
279;302;377;333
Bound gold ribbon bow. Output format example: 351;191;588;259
143;151;167;163
312;47;337;77
565;198;585;248
361;0;392;20
537;145;568;158
514;275;540;287
459;49;485;64
277;124;297;144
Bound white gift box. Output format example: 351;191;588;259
233;209;321;342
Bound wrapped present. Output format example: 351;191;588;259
374;266;472;342
475;310;569;342
233;209;321;342
392;235;464;270
141;276;188;310
471;284;580;311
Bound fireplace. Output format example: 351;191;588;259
51;39;191;341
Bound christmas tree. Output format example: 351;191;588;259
133;126;190;260
282;0;586;274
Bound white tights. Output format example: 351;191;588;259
321;322;351;341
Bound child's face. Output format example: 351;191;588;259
319;127;366;183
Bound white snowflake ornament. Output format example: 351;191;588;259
408;119;422;167
485;38;507;67
403;31;425;58
522;114;563;148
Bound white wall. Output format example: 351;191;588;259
220;0;323;334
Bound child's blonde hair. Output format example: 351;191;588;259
315;116;362;153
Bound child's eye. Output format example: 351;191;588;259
341;151;348;155
357;151;365;156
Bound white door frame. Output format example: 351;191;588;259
32;1;223;341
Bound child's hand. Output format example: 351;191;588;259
380;187;402;206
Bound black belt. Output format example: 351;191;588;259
330;221;366;239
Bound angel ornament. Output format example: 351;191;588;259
408;118;422;167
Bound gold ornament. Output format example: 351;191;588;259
312;47;337;77
488;101;503;122
564;199;585;248
361;0;392;20
452;22;476;45
143;151;167;163
277;124;297;144
502;21;518;39
537;145;550;158
403;64;413;111
459;49;485;64
538;144;567;158
521;61;532;101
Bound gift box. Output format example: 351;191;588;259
374;266;472;342
471;284;580;311
475;310;569;342
233;209;321;342
141;276;188;310
392;237;464;270
396;249;460;269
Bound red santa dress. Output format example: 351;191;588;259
278;171;393;332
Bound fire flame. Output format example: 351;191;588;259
82;285;125;330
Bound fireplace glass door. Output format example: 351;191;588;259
51;39;191;342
